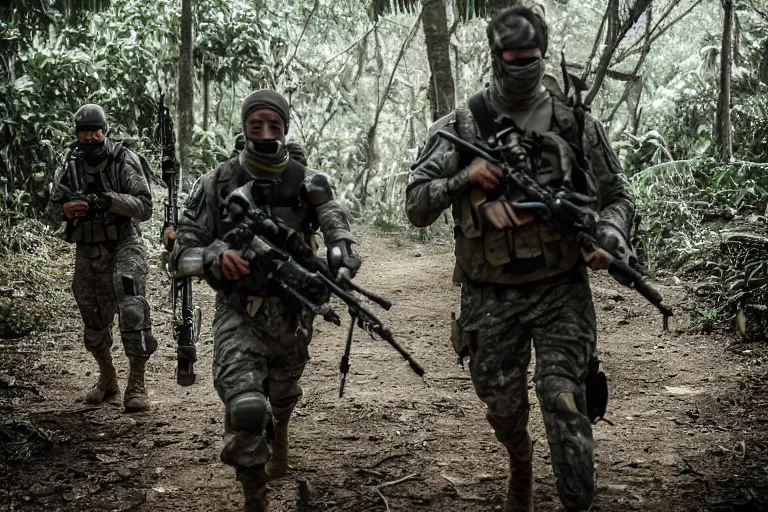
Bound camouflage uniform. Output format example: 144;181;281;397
48;130;156;411
406;86;634;510
172;152;356;470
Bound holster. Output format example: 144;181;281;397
450;312;472;367
585;356;608;424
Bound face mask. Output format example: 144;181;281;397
76;140;109;167
249;139;283;155
492;55;545;97
243;138;288;167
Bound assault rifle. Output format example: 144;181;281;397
159;93;201;386
437;127;673;330
56;183;106;214
54;181;110;243
222;183;425;397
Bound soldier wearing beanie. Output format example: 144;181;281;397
47;103;157;413
171;89;360;511
406;4;637;511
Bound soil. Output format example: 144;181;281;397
2;227;768;512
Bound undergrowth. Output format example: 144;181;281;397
632;158;768;334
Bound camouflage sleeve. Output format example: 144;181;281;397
45;159;72;225
172;172;218;256
106;150;152;221
305;171;356;244
405;108;473;228
583;115;636;259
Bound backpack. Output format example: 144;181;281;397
112;141;158;197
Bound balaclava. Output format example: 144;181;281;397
74;104;110;168
240;90;291;174
487;4;548;107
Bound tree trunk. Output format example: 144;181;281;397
733;11;741;66
354;31;370;86
177;0;195;183
627;77;644;135
202;68;210;131
487;0;520;18
423;0;455;121
584;0;652;107
716;0;733;161
215;81;223;124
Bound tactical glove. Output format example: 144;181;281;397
327;241;361;280
595;223;639;285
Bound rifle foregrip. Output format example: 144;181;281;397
342;277;392;310
608;259;673;318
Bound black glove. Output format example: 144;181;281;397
327;241;361;280
596;223;640;286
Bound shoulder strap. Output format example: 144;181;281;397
279;159;306;203
467;91;497;142
111;142;154;197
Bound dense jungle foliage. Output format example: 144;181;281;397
1;0;768;337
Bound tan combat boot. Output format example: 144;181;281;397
84;347;120;404
503;433;534;512
264;406;293;479
123;356;150;412
237;466;269;512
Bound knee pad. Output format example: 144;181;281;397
227;392;272;433
118;295;152;332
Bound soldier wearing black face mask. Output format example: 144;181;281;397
171;90;360;512
406;4;636;512
47;104;157;413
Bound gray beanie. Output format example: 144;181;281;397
241;90;290;134
74;104;109;133
487;4;549;57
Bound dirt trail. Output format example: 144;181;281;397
2;228;767;512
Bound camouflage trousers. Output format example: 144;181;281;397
456;266;596;510
72;235;156;359
212;296;313;469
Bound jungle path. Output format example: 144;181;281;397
2;227;767;512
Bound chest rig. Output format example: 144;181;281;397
452;90;597;285
217;158;316;307
222;159;315;240
64;141;131;247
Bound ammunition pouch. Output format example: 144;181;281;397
66;213;125;245
454;189;581;283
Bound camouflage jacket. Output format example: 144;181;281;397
47;139;152;240
172;154;355;299
405;91;635;284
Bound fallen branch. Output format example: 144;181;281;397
29;406;101;416
375;487;390;511
377;472;420;489
369;452;408;469
0;384;40;396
